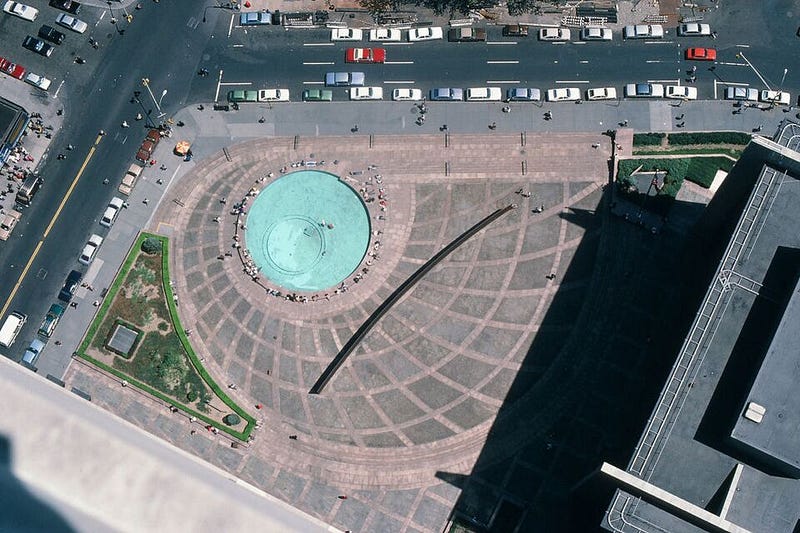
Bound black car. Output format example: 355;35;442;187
38;25;66;45
58;270;83;302
22;36;54;57
49;0;81;14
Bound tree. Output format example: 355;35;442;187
223;413;241;426
359;0;393;15
141;237;162;254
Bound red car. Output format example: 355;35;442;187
0;57;26;80
345;47;385;64
685;47;716;61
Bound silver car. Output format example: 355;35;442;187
429;88;464;101
506;88;541;102
324;72;365;87
724;87;758;101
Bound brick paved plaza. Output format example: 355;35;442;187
65;131;688;532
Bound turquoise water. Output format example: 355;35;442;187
245;170;370;292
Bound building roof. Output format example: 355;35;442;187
603;123;800;533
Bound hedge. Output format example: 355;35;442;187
633;133;666;146
667;132;751;146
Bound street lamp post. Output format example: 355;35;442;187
141;78;166;120
157;89;168;119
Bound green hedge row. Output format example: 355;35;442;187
667;132;751;146
633;133;666;146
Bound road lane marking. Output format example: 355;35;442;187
579;60;589;64
219;82;253;85
384;80;415;84
487;41;517;45
54;79;65;98
486;80;519;84
304;43;335;47
487;60;519;64
1;143;98;318
227;14;235;38
649;79;679;83
214;69;224;102
232;44;244;48
717;62;747;66
735;44;750;48
556;80;589;84
723;81;751;86
646;40;674;44
385;61;414;65
646;60;673;63
303;62;335;65
303;81;325;85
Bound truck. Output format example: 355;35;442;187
0;209;22;241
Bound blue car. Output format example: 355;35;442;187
324;72;365;87
239;11;271;25
429;88;464;101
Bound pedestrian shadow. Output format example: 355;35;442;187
0;434;76;532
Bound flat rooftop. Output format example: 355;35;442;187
604;123;800;533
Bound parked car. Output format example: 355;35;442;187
429;88;463;101
539;27;571;41
3;1;38;21
55;13;87;33
78;234;103;265
586;87;617;100
38;24;65;45
623;24;664;39
506;87;541;102
345;47;385;63
331;28;362;41
349;87;383;100
625;83;664;98
760;90;791;105
685;47;716;61
0;56;25;79
100;196;124;228
22;35;54;57
0;209;21;241
465;87;502;101
57;270;82;302
38;303;65;338
369;28;401;42
302;89;333;101
448;27;486;42
24;71;51;90
502;24;528;37
239;11;271;25
392;88;423;101
408;27;443;41
666;85;698;100
258;89;289;102
49;0;80;13
724;87;758;101
678;23;711;36
325;71;364;86
22;338;45;365
227;90;259;103
546;87;581;102
580;27;612;41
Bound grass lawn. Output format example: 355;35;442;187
77;233;255;441
618;156;734;190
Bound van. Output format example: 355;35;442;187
0;311;27;347
22;338;45;365
15;174;43;207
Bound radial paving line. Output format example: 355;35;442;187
309;204;516;394
1;141;97;317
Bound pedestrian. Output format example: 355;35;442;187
142;198;149;205
622;119;629;126
160;164;167;170
489;121;497;130
352;124;359;132
55;340;62;346
676;114;684;120
66;144;73;151
122;201;129;209
122;121;129;128
220;196;227;204
289;435;298;440
102;178;109;184
98;130;105;136
338;495;348;500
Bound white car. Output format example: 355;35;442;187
3;1;37;21
24;72;51;91
539;27;571;41
546;87;581;102
678;23;711;36
666;85;698;100
369;28;401;42
625;83;665;98
100;197;124;228
331;28;362;41
623;24;664;39
392;88;423;101
349;87;383;100
586;87;617;100
258;89;290;102
465;87;502;101
760;90;791;105
56;13;87;33
408;27;443;41
581;27;612;41
79;234;104;265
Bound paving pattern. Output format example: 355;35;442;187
66;132;618;532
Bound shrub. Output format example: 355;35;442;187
224;413;241;426
141;237;162;254
668;132;751;146
633;133;666;146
